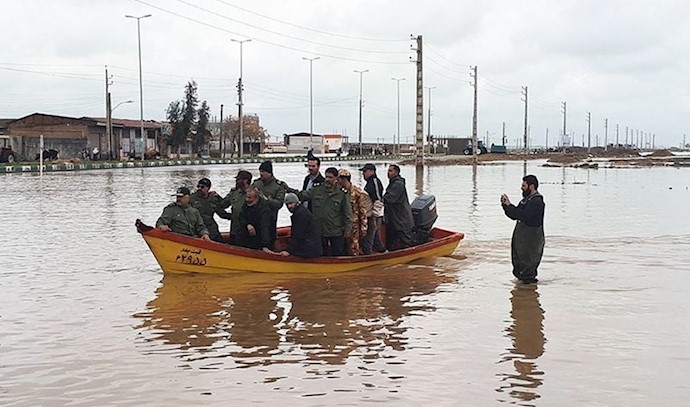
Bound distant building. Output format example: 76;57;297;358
7;113;162;160
284;132;324;154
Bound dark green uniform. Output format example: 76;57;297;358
298;183;353;237
190;191;231;242
220;187;247;238
155;203;209;237
252;177;286;246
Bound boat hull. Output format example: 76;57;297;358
136;221;463;274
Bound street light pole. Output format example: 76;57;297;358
110;100;134;160
303;57;320;152
354;69;369;155
125;13;151;161
391;77;406;155
231;39;251;157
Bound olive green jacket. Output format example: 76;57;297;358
298;183;353;237
220;187;247;235
155;202;209;237
190;191;231;240
252;177;286;215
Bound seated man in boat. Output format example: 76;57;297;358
272;193;322;258
236;187;273;253
156;186;211;241
190;177;232;243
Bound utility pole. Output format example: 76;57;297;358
470;66;478;164
653;133;656;149
354;69;369;155
615;123;619;148
604;118;608;151
561;101;567;149
125;13;152;161
684;134;687;150
625;126;629;147
586;112;591;154
391;77;405;155
220;104;224;158
502;121;506;146
545;128;549;150
303;56;320;153
105;66;112;159
522;86;528;153
232;39;251;157
411;35;424;165
425;86;436;155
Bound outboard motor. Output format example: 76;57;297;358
410;194;438;244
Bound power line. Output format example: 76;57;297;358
174;0;407;54
132;0;408;65
213;0;407;42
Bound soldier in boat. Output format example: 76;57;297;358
156;186;211;241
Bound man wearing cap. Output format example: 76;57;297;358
302;156;325;212
360;163;386;254
219;170;252;244
156;187;211;241
236;186;273;252
252;160;286;248
338;168;371;255
190;178;232;242
383;164;414;250
273;193;322;258
297;167;352;256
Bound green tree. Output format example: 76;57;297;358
195;100;210;154
180;80;198;148
166;100;184;155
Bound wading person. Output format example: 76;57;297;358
273;193;322;258
338;168;371;255
297;167;352;256
501;174;545;284
156;186;211;241
383;164;414;250
190;177;232;242
236;187;273;252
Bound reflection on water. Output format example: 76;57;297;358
134;267;455;369
496;284;546;405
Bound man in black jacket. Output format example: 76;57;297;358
302;156;325;211
501;174;546;284
383;164;414;250
236;187;273;252
275;193;322;258
360;163;385;254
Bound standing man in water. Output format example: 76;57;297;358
501;174;545;284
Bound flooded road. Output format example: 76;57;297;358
2;161;690;406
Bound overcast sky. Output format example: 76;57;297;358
2;0;689;147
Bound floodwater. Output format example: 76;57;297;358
1;160;689;406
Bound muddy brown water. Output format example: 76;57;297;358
1;161;689;406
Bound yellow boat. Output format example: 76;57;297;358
135;219;464;274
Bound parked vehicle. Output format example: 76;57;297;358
463;140;488;155
0;136;17;163
490;143;507;154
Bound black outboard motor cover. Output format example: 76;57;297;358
411;194;438;232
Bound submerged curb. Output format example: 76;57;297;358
1;155;398;174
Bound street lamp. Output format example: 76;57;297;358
125;13;152;161
109;100;134;159
231;38;251;157
303;56;320;151
354;69;369;155
391;77;406;155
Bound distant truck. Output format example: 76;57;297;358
0;135;17;163
490;143;507;154
463;140;488;155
